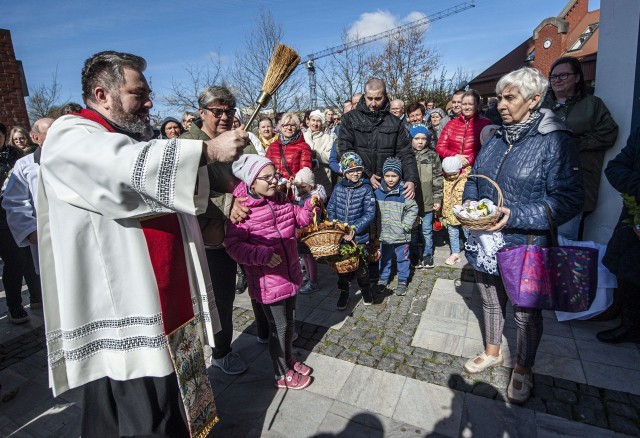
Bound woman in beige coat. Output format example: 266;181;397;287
303;109;335;196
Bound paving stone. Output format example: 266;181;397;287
553;387;578;404
628;393;640;406
352;339;373;351
471;382;498;399
606;401;638;420
379;337;396;348
430;372;451;388
555;378;578;392
337;337;354;349
411;348;433;359
535;374;555;386
395;364;415;378
415;368;433;383
377;357;398;373
356;354;377;368
547;402;574;421
524;396;547;413
572;405;608;428
323;344;344;358
608;414;640;436
579;395;603;411
405;356;423;368
422;360;445;374
534;383;555;402
385;352;405;363
604;389;630;404
337;349;359;363
578;383;601;398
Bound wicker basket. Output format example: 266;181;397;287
451;174;504;231
328;254;360;274
301;229;345;258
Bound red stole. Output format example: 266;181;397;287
76;109;193;334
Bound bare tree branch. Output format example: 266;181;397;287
27;67;65;121
162;54;223;113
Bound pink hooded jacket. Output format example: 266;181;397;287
224;182;314;304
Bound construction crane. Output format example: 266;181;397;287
302;1;476;108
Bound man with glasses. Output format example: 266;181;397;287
181;85;256;376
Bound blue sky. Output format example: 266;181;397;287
5;0;599;116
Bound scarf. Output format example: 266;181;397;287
259;133;278;149
502;110;542;145
279;130;301;146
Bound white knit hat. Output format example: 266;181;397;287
309;109;325;124
293;167;315;186
232;154;273;186
442;156;463;174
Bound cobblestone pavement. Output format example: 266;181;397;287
232;264;640;436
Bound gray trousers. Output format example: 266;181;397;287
475;270;543;368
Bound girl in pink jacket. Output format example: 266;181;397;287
225;155;318;390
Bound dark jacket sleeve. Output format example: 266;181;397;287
395;124;419;185
337;115;356;157
605;128;640;201
578;97;618;152
507;133;584;229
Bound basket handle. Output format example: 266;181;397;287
452;173;504;209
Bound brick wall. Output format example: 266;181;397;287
0;29;30;131
533;24;569;77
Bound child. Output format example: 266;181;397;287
326;152;376;309
441;156;469;265
409;124;442;269
225;155;317;390
293;167;327;294
374;157;419;296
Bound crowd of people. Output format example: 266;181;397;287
0;49;636;435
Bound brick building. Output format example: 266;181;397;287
470;0;599;99
0;29;30;130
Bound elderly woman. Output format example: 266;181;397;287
303;109;334;195
406;103;426;126
428;108;449;140
542;57;618;239
462;67;583;404
265;112;312;180
436;90;492;168
9;127;31;155
257;117;279;154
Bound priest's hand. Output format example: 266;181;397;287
203;130;248;164
230;197;250;223
403;181;415;200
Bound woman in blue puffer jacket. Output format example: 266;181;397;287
461;67;584;404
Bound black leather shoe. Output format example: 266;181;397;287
596;324;640;344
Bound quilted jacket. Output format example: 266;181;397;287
436;113;493;167
337;98;419;185
265;134;313;179
374;181;419;244
326;178;376;244
224;182;313;304
463;109;584;273
414;147;443;215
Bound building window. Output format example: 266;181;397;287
568;23;599;52
524;49;535;62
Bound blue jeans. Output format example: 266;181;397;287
447;225;468;254
411;212;434;259
380;242;411;283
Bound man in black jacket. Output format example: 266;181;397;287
338;78;418;200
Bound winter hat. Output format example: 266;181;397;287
442;156;463;174
480;124;500;146
234;107;243;125
232;154;273;186
309;109;325;124
339;152;364;174
293;167;315;186
382;157;403;178
409;124;429;138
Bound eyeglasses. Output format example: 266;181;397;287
203;107;236;118
549;72;576;82
254;172;281;182
281;124;297;129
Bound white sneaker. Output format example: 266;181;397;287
212;352;247;375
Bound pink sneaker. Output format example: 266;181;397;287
288;359;313;376
275;369;312;390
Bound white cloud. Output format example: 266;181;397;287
346;10;430;42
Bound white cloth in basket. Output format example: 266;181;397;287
465;230;505;274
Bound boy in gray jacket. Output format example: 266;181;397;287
374;157;419;296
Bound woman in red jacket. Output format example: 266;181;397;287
266;112;313;181
436;89;492;168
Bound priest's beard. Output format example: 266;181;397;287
111;96;155;141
